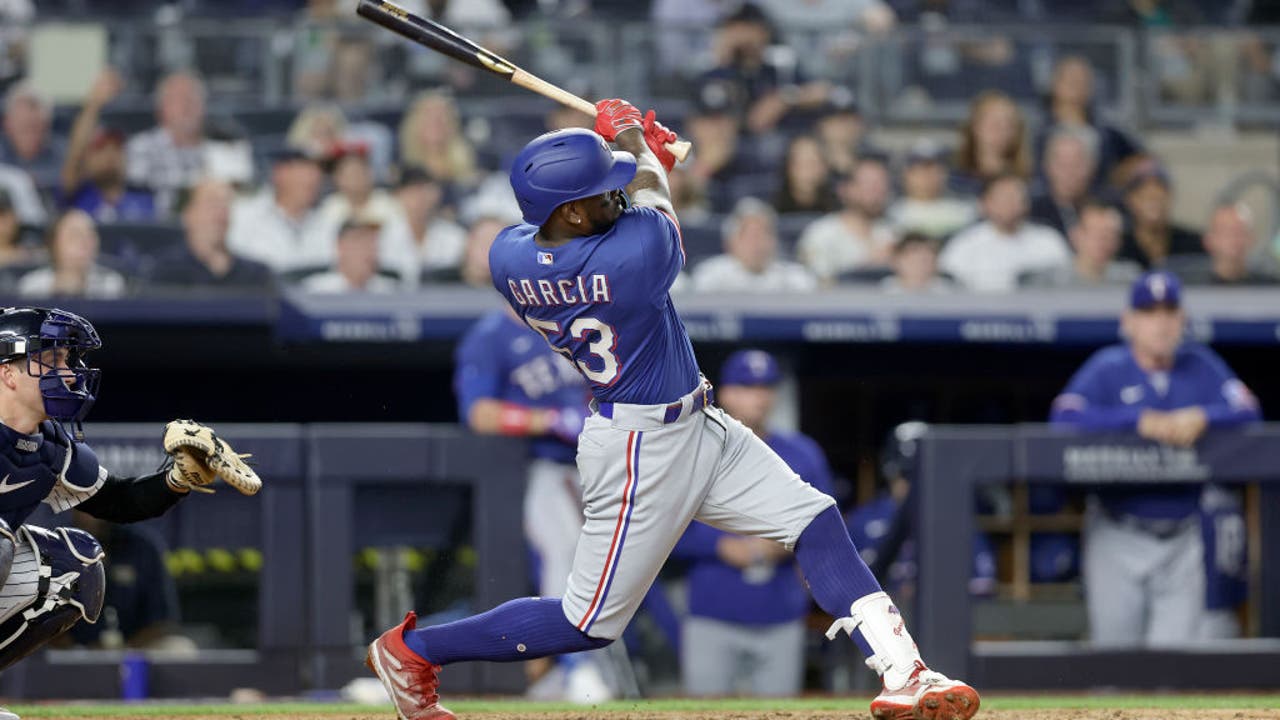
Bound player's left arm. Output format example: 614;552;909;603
59;440;185;523
1185;346;1262;427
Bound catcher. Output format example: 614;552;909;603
0;307;260;720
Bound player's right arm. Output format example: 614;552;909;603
595;99;677;217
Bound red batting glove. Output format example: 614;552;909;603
594;99;643;142
642;110;679;172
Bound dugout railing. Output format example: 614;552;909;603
912;424;1280;689
6;423;1280;697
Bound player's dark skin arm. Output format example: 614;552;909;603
76;471;184;523
614;127;675;217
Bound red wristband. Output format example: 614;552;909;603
498;403;534;436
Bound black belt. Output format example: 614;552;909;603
597;385;715;425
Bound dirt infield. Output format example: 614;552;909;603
72;711;1280;720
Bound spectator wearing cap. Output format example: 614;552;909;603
951;91;1031;198
798;155;897;284
1117;163;1202;269
672;349;835;697
684;84;755;214
125;71;211;216
813;90;876;178
316;144;418;283
887;138;976;241
772;135;837;215
59;71;156;223
692;197;817;293
393;166;467;280
227;147;329;272
0;81;63;189
1167;204;1279;286
939;173;1070;292
1035;56;1143;193
1029;127;1096;236
18;209;125;299
287;103;395;183
880;232;950;294
698;3;832;134
301;219;398;294
60;127;155;223
148;179;273;292
1022;200;1141;288
1050;271;1262;647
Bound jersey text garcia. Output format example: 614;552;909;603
506;274;614;307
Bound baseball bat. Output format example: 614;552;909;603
356;0;691;163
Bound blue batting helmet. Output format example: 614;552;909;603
509;128;637;226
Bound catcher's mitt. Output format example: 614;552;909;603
163;419;262;496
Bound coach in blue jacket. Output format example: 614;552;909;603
1050;271;1261;647
673;350;834;696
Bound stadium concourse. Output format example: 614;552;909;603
1;0;1280;710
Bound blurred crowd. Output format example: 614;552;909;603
0;0;1275;299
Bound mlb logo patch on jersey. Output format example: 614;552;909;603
537;251;554;265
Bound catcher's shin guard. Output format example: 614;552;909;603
0;525;105;672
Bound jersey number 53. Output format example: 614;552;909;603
526;317;619;386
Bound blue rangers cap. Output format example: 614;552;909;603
720;349;781;387
1129;270;1181;310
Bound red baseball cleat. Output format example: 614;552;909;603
870;661;980;720
366;612;455;720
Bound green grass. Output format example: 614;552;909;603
9;695;1280;717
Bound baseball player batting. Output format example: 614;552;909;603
366;100;980;720
0;307;260;720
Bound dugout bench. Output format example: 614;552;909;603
913;424;1280;689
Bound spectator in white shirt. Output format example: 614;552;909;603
228;148;328;272
395;166;466;281
888;138;977;241
301;219;398;294
798;155;897;284
939;173;1071;292
0;81;62;189
692;197;817;293
1022;200;1141;288
18;209;125;299
315;145;417;282
881;232;951;294
125;71;209;216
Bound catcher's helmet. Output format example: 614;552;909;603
0;307;101;430
509;128;637;226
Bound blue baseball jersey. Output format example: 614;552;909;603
488;206;701;405
672;431;834;626
1201;485;1247;611
454;309;590;464
1050;342;1261;520
0;420;104;530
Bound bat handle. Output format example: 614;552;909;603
510;70;692;164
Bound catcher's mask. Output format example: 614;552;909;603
0;307;102;438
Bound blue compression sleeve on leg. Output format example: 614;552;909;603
794;505;884;658
404;597;610;665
